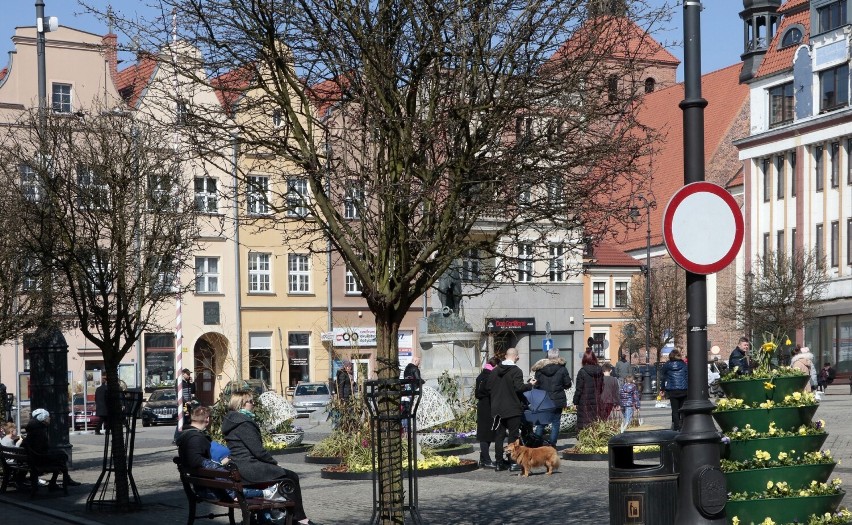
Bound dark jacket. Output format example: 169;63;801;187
572;364;603;430
661;359;688;392
221;411;287;484
95;383;108;418
336;369;353;400
531;357;572;408
22;419;50;456
486;362;532;419
601;375;620;405
614;359;631;380
474;368;495;442
729;347;751;375
175;426;213;471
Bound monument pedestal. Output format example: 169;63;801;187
418;332;481;384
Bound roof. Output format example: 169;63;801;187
547;15;680;69
307;77;346;118
211;65;254;115
0;67;6;83
588;241;643;268
612;63;749;253
114;53;158;109
754;1;810;79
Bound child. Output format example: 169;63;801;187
619;375;640;433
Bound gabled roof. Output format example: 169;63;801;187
307;77;347;118
211;65;254;115
588;241;643;268
612;63;748;253
755;1;810;80
114;53;158;109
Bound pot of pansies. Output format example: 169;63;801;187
720;421;828;462
722;449;836;494
268;419;305;449
726;478;845;525
712;392;819;433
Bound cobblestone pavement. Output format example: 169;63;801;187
1;385;850;524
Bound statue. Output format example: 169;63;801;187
436;263;462;314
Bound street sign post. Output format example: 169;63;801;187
542;339;554;352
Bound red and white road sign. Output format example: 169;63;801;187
662;182;744;275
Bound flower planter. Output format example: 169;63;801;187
724;462;836;493
304;454;343;464
270;432;304;447
713;404;817;433
725;492;844;525
720;375;809;402
430;444;474;457
320;459;478;480
417;432;456;449
721;433;828;462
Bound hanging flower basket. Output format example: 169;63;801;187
713;404;817;433
720;375;809;401
726;492;844;525
725;462;836;494
721;433;828;462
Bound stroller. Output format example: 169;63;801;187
519;389;557;448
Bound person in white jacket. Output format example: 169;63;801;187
790;345;817;393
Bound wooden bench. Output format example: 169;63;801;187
0;445;67;496
173;457;295;525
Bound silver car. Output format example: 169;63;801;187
292;382;332;415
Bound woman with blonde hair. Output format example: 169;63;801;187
222;391;318;525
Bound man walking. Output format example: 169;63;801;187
615;354;631;386
94;378;108;435
174;368;196;442
486;347;535;471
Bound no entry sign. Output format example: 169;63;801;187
662;182;744;275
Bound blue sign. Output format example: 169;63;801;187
542;339;554;352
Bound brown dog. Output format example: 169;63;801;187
505;439;560;477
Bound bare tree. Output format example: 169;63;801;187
97;1;672;520
724;250;827;349
0;108;201;509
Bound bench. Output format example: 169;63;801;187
173;457;295;525
0;445;67;496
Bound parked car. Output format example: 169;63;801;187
221;379;270;399
69;394;101;431
141;388;179;427
291;382;332;415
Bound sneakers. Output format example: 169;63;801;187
262;485;288;502
479;460;498;469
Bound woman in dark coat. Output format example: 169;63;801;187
572;350;604;430
474;356;501;469
221;391;316;525
661;349;688;431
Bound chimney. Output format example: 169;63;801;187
102;33;118;81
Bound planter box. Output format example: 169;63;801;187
726;492;844;525
725;462;836;493
721;433;828;462
720;375;809;403
713;404;818;433
320;459;479;480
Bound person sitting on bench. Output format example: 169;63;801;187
22;409;81;490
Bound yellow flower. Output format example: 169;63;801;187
759;518;775;525
732;518;740;525
792;391;802;400
764;382;775;390
766;480;774;489
785;338;792;345
777;452;788;460
761;342;777;353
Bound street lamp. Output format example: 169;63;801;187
631;194;654;400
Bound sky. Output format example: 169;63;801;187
0;0;745;79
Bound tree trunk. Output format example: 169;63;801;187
374;316;404;524
105;362;131;509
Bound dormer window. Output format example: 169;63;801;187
820;63;849;112
780;26;803;48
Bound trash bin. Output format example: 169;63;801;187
609;430;679;525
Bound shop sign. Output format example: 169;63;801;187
485;318;536;333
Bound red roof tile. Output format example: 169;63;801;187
0;67;7;83
114;54;158;109
589;241;643;267
755;5;809;79
211;65;254;115
307;77;347;117
779;0;808;12
611;63;749;253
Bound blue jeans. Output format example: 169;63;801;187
533;409;561;445
621;406;635;432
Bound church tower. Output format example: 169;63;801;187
739;0;782;82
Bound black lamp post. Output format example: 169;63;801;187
632;194;654;400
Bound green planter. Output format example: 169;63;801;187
726;492;844;525
720;375;809;403
721;433;828;462
725;462;836;493
713;404;818;433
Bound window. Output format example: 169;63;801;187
548;244;565;282
848;219;852;266
248;252;271;292
816;224;825;263
148;256;176;295
195;257;219;293
763;232;771;258
518;183;532;206
345;263;362;294
832;221;840;267
177;101;188;125
344;183;363;219
791;151;797;196
818;0;847;33
820;64;849;112
248;333;272;383
287;177;308;217
777;230;785;254
287;332;310;386
77;165;109;209
776;155;785;199
272;109;282;128
288;253;310;292
517;243;533;282
247;176;270;214
848;139;852;184
769;82;794;126
547;175;563;205
88;250;113;295
781;26;803;47
461;248;481;282
831;142;840;188
592;282;606;308
194;176;218;213
21;257;40;291
607;75;618;102
148;172;176;211
144;333;175;390
19;164;40;202
614;281;628;308
644;78;656;94
51;83;72;113
815;146;824;192
762;158;771;202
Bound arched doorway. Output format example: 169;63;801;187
193;333;229;406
